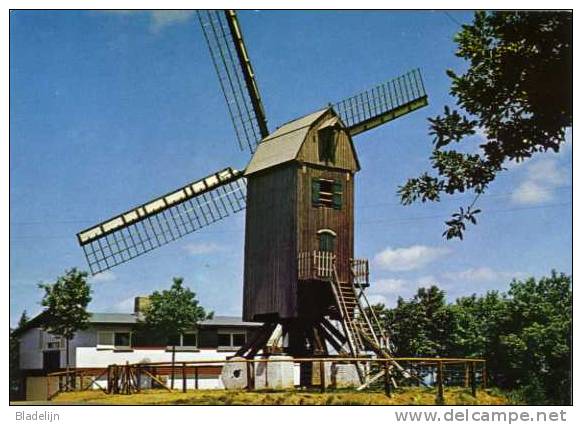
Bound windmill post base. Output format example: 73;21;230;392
229;317;364;390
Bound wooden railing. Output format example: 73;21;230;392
44;357;487;401
298;251;336;280
350;258;369;287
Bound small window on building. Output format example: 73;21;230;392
218;331;247;349
114;332;131;348
168;332;198;348
97;331;114;348
312;179;343;209
232;333;246;347
182;332;198;347
43;334;62;351
218;333;231;347
98;331;132;350
318;128;337;163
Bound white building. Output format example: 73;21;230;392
14;297;262;399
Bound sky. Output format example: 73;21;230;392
9;10;572;326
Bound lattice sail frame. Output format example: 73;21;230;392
334;68;428;136
77;168;246;274
197;10;269;153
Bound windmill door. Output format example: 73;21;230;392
318;230;336;253
43;351;60;372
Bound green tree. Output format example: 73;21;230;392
141;277;211;389
10;310;30;400
17;310;29;329
399;11;572;239
449;291;506;358
388;286;456;357
38;268;92;387
496;272;572;404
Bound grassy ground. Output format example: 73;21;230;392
49;387;509;405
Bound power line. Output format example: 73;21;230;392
442;11;463;27
9;201;572;241
10;185;573;225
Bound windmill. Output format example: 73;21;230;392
76;10;428;387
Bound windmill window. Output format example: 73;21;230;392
318;128;337;163
318;231;336;252
312;179;343;209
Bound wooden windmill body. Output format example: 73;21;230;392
244;108;358;322
76;11;429;386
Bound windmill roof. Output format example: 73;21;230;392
244;108;329;176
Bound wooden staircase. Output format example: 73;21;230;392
329;263;410;388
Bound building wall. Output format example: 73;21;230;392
19;325;256;370
19;328;44;370
296;166;354;283
243;164;298;321
75;347;234;368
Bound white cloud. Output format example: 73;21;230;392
511;181;552;204
511;157;568;205
366;275;441;307
373;278;407;295
373;245;450;271
89;271;116;283
99;10;195;33
366;294;389;306
150;11;195;33
443;267;524;283
183;242;223;256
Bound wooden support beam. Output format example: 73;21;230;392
384;362;392;397
470;361;477;397
319;360;326;393
235;322;273;357
182;363;187;393
436;360;444;405
141;369;173;393
315;322;346;355
321;318;347;344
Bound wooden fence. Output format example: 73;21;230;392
47;356;486;404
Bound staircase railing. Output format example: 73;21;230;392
298;251;335;280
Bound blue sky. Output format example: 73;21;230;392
9;10;572;325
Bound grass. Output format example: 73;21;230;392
50;387;509;405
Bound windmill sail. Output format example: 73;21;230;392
197;10;269;153
77;168;246;274
334;68;428;136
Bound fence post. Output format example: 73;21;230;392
320;361;326;393
136;365;141;392
384;361;392;397
470;361;477;397
182;363;187;393
195;366;199;390
481;362;487;389
436;360;444;405
464;362;469;387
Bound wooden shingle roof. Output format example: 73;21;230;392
244;108;329;176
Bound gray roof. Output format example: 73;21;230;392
89;313;261;327
201;316;262;327
244;108;329;176
13;312;261;336
90;313;140;324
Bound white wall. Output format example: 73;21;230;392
75;347;234;367
20;325;242;370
